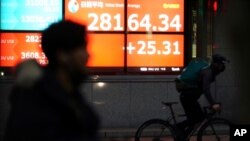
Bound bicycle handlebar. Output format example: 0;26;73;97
203;103;222;116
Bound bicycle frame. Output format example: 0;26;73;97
162;102;178;125
181;106;220;140
185;118;208;140
135;102;230;141
163;102;221;140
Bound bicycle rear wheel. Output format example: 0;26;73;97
197;118;231;141
135;119;177;141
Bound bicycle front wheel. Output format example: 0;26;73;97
135;119;177;141
197;118;231;141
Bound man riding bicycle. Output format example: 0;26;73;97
175;54;229;138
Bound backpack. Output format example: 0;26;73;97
175;58;209;92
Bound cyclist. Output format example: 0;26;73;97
176;54;229;138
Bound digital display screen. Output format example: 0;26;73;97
65;0;124;31
0;0;63;31
0;33;47;67
1;0;185;74
65;0;184;32
87;34;124;72
127;34;184;72
0;33;124;68
127;0;184;32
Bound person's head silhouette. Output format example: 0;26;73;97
42;20;89;87
211;54;229;74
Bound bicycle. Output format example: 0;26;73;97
134;101;231;141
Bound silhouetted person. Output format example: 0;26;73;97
4;21;100;141
176;54;229;138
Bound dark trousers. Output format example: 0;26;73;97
177;89;205;136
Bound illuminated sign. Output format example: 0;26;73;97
0;0;185;74
0;0;63;30
0;33;124;68
87;34;124;67
65;0;124;31
0;33;47;67
127;0;184;32
127;34;184;72
65;0;184;32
